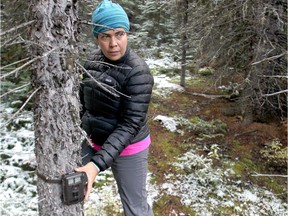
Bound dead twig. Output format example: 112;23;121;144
76;61;131;98
0;57;30;70
0;83;30;98
251;173;288;178
0;20;35;37
251;53;287;66
187;92;231;99
234;130;258;137
262;89;288;97
83;58;131;70
0;47;58;80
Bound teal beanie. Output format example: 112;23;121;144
92;0;130;37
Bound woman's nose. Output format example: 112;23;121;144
109;36;118;47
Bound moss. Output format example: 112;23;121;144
198;67;214;76
148;69;287;214
212;206;239;215
103;205;123;216
94;173;114;188
153;195;196;216
150;132;181;169
230;153;287;201
260;138;288;168
185;76;206;88
150;66;180;77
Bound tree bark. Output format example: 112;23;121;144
29;0;83;215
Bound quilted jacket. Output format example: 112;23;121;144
80;47;154;171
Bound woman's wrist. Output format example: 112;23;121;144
89;161;100;172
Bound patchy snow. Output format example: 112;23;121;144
147;57;184;98
0;104;159;215
146;57;179;69
0;105;37;216
153;75;184;98
1;58;287;215
153;115;177;132
164;148;288;215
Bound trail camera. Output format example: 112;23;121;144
62;172;88;205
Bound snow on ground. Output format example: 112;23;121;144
145;57;179;69
153;75;184;98
167;149;287;215
153;114;287;215
1;58;287;215
0;106;159;216
0;104;37;216
147;57;185;98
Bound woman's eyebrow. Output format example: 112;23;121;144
100;32;111;37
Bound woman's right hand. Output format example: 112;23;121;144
75;162;99;201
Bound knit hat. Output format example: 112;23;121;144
92;0;130;37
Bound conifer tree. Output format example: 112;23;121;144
29;0;83;214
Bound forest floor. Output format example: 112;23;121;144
1;70;287;216
148;74;287;215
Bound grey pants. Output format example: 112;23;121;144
82;142;154;216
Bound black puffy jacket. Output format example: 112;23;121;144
80;47;154;171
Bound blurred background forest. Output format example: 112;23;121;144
1;0;287;123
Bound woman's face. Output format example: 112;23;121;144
96;28;128;61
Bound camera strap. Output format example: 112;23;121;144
36;171;62;184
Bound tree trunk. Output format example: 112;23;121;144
180;0;188;88
29;0;83;215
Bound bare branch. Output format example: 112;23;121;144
0;47;59;80
251;53;287;66
262;75;288;78
262;89;288;97
0;34;24;49
0;20;36;37
0;58;37;80
1;86;41;128
0;57;30;70
83;58;131;70
0;83;30;98
76;61;131;98
79;20;135;35
79;20;114;31
77;125;94;147
251;173;288;178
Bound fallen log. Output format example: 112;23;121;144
187;92;231;100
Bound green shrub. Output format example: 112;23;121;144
260;139;287;168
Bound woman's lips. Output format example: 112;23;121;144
109;50;120;54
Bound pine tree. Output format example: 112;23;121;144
29;0;83;214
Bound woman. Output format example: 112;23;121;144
75;0;154;215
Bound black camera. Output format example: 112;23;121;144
62;172;88;205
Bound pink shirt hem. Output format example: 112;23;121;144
92;135;151;156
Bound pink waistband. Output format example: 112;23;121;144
92;135;151;156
